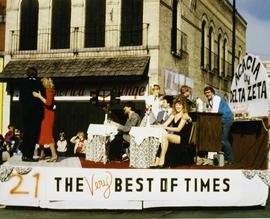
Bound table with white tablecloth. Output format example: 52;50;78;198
129;127;167;168
86;124;118;163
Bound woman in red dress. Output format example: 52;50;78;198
33;77;57;162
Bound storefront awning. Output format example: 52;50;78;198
0;56;150;81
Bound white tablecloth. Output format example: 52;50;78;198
129;127;167;145
129;127;167;168
86;124;118;163
87;124;118;141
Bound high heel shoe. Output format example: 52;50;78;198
47;157;58;163
150;157;160;168
158;160;165;168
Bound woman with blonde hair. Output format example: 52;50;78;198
152;97;191;167
70;131;87;157
33;77;57;162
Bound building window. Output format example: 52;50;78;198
208;27;213;72
51;0;71;49
120;0;143;46
218;34;222;75
190;0;197;11
85;0;106;48
223;38;227;77
19;0;38;51
238;49;242;65
201;20;206;67
0;15;5;23
171;0;177;54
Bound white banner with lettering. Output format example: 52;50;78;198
230;53;270;117
164;70;194;96
0;166;268;208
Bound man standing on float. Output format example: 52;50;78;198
204;86;234;164
19;67;44;162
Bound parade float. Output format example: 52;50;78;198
0;53;269;209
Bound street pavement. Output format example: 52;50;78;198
0;194;270;219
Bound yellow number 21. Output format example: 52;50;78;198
10;173;40;198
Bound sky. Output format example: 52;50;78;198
233;0;270;61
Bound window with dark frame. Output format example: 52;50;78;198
223;38;227;77
51;0;71;49
85;0;106;48
218;34;222;75
171;0;178;54
120;0;143;46
238;50;241;64
19;0;38;51
201;20;206;68
208;27;213;72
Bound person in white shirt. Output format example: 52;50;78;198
145;84;162;119
204;86;234;163
56;132;67;157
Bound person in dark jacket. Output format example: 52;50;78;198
19;67;44;162
107;101;141;161
155;95;173;124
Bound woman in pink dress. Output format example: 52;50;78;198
33;77;57;162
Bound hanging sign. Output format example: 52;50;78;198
164;69;194;96
230;53;270;117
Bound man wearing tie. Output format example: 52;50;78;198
155;95;173;124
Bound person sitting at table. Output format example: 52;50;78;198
108;101;141;161
152;97;191;167
70;131;87;158
155;95;173;124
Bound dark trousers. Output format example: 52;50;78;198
109;132;129;161
109;133;123;161
221;119;234;162
21;112;42;158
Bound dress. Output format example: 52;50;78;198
164;117;194;167
170;118;191;143
38;89;55;145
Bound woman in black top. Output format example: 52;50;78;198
153;97;190;167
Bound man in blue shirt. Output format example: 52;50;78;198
204;86;234;163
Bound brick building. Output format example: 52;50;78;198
0;0;246;137
0;0;5;134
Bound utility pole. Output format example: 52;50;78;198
232;0;236;79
